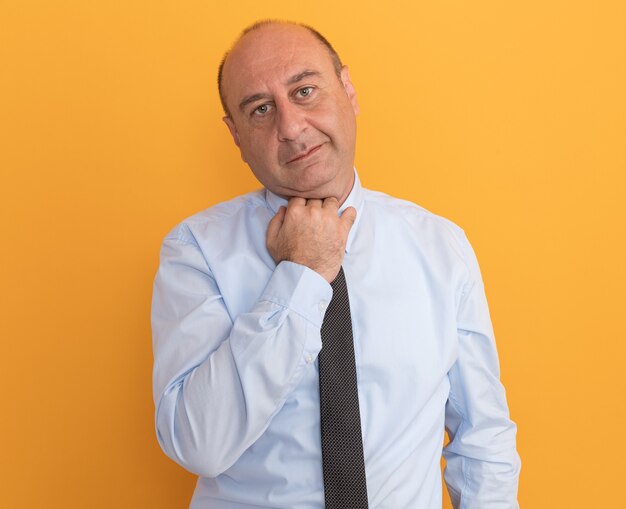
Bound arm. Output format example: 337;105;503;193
152;197;355;478
443;232;521;508
151;226;331;478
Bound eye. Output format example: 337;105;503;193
296;86;314;98
252;104;272;116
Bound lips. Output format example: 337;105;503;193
286;144;323;164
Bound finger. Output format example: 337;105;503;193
287;197;306;210
266;206;286;242
339;206;357;229
322;196;340;210
306;199;323;208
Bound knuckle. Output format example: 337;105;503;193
287;207;301;219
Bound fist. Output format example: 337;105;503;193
266;197;357;283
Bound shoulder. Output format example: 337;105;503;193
363;187;466;239
362;187;477;276
163;190;266;245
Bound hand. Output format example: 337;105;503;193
266;197;357;283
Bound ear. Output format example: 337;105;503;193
222;116;249;163
223;116;241;147
340;66;360;116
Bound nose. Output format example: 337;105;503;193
276;101;307;142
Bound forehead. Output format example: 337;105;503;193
221;25;335;102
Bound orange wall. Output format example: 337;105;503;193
2;1;625;507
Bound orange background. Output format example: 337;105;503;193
2;1;625;507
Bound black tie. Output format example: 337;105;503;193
319;267;369;508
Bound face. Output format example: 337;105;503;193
220;24;359;202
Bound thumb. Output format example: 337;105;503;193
267;206;286;243
339;206;357;230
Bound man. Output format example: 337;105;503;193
152;20;521;508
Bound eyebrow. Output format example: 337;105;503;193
238;70;321;112
287;69;320;84
239;93;269;112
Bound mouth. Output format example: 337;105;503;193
286;144;324;164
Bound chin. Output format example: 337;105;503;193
266;162;353;200
289;181;350;203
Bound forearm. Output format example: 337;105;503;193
155;298;322;477
443;372;520;508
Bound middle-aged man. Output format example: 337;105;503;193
152;20;521;508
